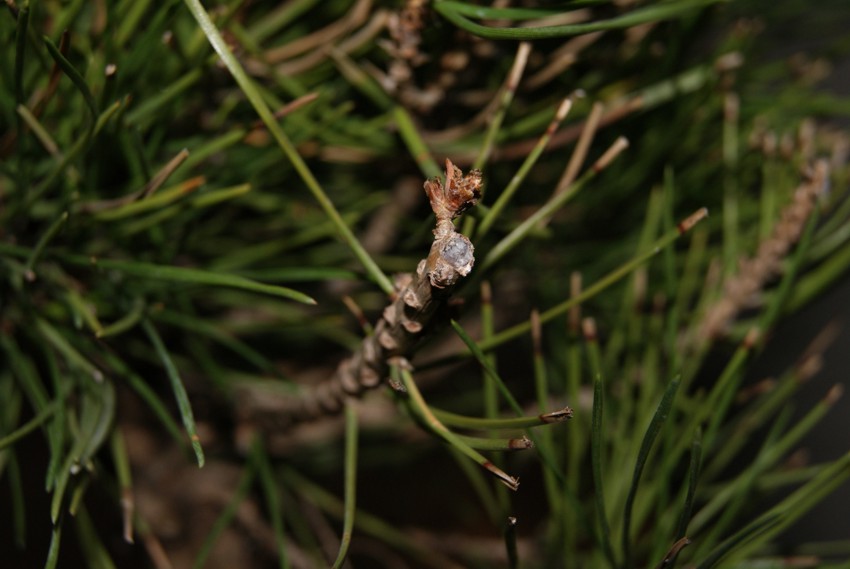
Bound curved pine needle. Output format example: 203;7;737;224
434;4;565;20
8;452;25;547
692;514;782;569
675;428;703;541
77;380;116;468
591;375;616;567
398;366;520;491
283;469;465;569
92;175;198;221
450;320;524;417
0;400;59;450
142;319;205;468
331;403;359;569
622;376;681;567
434;0;722;40
432;406;573;430
97;299;146;339
66;256;316;305
587;319;617;567
35;318;103;383
101;351;186;449
42;35;98;124
73;504;117;568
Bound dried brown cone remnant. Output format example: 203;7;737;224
252;160;481;428
700;159;829;340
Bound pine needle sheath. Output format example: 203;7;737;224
247;160;481;428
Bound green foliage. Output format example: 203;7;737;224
2;1;850;568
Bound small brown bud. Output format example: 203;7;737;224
424;159;481;222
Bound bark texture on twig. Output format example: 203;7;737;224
246;159;481;429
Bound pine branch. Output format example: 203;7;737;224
246;159;482;428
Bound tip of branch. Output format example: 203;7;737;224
509;436;533;450
484;461;521;491
677;207;708;234
581;317;597;342
592;136;629;172
825;384;844;405
530;309;542;354
541;407;574;423
555;97;573;121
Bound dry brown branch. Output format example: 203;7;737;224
244;159;481;429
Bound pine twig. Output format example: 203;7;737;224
249;159;482;428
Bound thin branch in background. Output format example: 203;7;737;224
473;41;532;171
262;0;372;64
274;7;389;77
342;295;374;336
525;31;603;90
247;92;321;131
78;150;194;213
700;159;830;340
554;100;603;197
484;53;743;165
655;536;692;569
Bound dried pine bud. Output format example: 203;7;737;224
422;159;481;288
424;159;482;222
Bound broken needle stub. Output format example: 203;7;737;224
424;159;482;288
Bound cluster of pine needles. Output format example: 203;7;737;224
2;1;850;568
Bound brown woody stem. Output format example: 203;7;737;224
250;160;482;428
